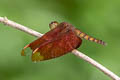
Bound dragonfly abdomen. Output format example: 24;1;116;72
74;29;107;46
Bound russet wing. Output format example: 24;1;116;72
21;22;82;62
32;27;82;61
21;22;69;56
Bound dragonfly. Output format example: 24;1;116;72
21;21;106;62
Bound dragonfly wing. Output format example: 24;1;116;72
32;28;82;62
21;22;69;56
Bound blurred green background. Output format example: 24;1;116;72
0;0;120;80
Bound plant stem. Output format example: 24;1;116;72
0;17;120;80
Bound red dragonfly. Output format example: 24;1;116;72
21;21;106;62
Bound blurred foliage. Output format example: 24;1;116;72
0;0;120;80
